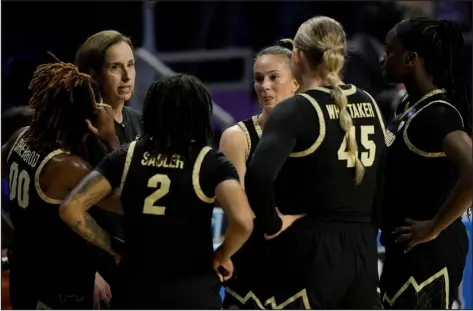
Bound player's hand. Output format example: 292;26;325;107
86;103;118;145
392;218;439;253
93;272;112;309
264;208;306;240
212;252;234;283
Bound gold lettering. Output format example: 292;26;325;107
326;105;339;120
365;103;375;118
148;155;156;167
141;152;150;166
356;103;367;118
351;104;361;118
141;153;184;169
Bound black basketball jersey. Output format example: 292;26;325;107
237;115;262;165
274;85;386;222
6;128;97;292
96;139;239;282
381;89;465;243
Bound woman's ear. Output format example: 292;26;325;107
292;78;300;94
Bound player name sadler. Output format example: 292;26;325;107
326;102;375;120
141;152;184;169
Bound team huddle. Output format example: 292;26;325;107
2;15;472;310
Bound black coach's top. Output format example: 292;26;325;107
380;89;465;246
88;105;143;241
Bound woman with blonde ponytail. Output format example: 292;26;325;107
219;39;299;309
245;16;387;309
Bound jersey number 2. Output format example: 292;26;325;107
143;174;171;215
9;162;31;209
337;125;376;167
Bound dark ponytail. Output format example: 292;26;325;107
437;20;471;133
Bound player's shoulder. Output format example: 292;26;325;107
220;124;248;148
48;153;90;175
420;99;462;119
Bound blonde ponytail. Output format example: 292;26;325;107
323;49;365;184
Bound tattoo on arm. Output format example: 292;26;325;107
69;212;114;255
60;171;115;255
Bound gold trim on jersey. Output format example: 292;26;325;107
252;115;263;138
403;100;463;158
362;90;387;142
382;267;450;308
237;121;252;161
34;149;68;205
265;289;312;310
119;140;137;194
225;287;266;309
36;300;51;309
314;84;357;96
393;89;446;123
7;127;29;162
289;93;326;158
192;146;215;203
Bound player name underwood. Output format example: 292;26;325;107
326;102;376;120
12;138;40;168
141;152;184;169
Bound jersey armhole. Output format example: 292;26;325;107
289;93;326;158
236;122;251;161
118;140;137;194
192;146;216;204
34;149;69;204
361;89;387;142
402;100;461;158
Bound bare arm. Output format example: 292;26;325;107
219;126;249;188
215;179;254;259
431;131;472;234
59;170;118;256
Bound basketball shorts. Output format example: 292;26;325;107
9;268;94;310
264;221;380;309
223;225;270;309
117;272;222;309
380;219;468;309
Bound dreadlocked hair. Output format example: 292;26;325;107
142;74;214;157
399;18;472;134
26;55;99;155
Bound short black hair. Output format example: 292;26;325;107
142;74;214;155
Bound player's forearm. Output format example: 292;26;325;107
217;219;253;259
60;208;115;256
245;170;282;235
431;168;472;235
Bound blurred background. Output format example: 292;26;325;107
1;0;472;309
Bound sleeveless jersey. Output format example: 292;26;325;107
6;128;97;296
117;140;223;281
274;85;386;222
226;115;269;301
381;89;464;244
237;115;262;164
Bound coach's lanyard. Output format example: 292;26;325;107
386;88;446;147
